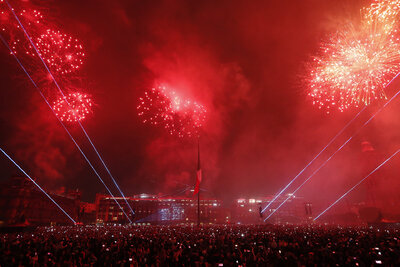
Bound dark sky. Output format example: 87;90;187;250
1;0;400;211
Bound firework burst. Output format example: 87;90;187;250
35;29;85;75
1;3;85;78
363;0;400;33
0;2;44;57
307;0;400;113
53;92;93;122
137;86;207;138
0;2;44;31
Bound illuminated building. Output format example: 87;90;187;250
95;193;225;224
234;195;305;224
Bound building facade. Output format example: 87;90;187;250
233;195;306;224
95;193;226;224
0;177;80;226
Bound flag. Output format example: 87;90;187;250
193;141;201;196
193;169;202;195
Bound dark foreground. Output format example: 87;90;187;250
1;225;399;266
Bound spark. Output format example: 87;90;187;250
53;92;93;122
137;86;207;138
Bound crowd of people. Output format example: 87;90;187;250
0;224;399;266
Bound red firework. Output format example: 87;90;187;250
35;29;85;75
53;92;93;122
0;2;44;31
306;0;400;113
1;2;85;77
137;86;207;138
0;2;44;57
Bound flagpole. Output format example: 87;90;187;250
197;138;200;227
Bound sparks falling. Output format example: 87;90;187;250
137;86;207;138
306;0;400;113
53;92;93;122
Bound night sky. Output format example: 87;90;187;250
1;0;400;211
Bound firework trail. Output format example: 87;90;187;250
306;0;400;113
137;86;207;138
53;92;93;122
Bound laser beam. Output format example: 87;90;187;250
264;75;400;221
0;34;132;223
4;0;135;216
264;136;353;221
314;148;400;221
261;107;365;214
263;67;400;215
0;147;77;224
